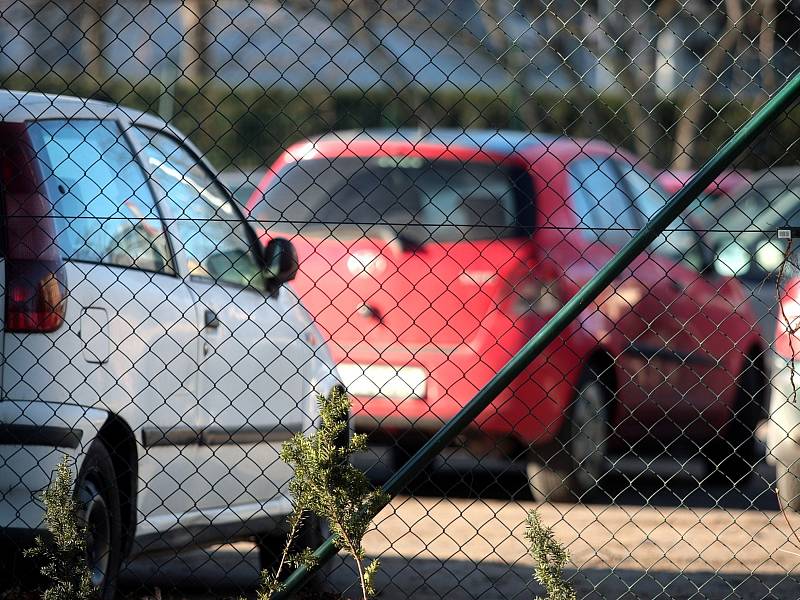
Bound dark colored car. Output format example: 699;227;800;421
701;167;800;343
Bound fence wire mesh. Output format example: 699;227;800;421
2;1;800;599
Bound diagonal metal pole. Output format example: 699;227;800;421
275;69;800;598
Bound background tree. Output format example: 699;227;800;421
80;0;109;83
179;0;214;84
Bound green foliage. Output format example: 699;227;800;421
256;388;388;600
255;510;323;600
524;510;576;600
25;456;95;600
5;72;795;172
362;558;381;599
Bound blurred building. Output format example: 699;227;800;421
1;0;797;100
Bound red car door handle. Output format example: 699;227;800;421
669;279;687;293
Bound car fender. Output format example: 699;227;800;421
0;400;109;531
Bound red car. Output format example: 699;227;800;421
657;168;749;200
245;130;765;501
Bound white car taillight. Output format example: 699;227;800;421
6;260;67;333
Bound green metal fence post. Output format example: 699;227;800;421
274;70;800;599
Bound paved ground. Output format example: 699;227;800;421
120;458;800;599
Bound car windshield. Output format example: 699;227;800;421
683;193;730;229
229;182;256;206
251;156;533;243
220;171;262;207
709;184;800;242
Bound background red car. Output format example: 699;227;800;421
246;130;765;501
657;168;749;204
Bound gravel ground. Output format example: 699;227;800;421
120;460;800;600
362;494;800;599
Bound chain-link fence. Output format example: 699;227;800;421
2;1;800;599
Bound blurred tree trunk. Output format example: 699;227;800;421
671;0;744;170
344;0;437;129
539;1;600;130
759;0;778;95
593;0;675;162
479;0;540;130
81;0;109;82
478;0;605;132
570;0;679;162
534;0;662;155
179;0;214;84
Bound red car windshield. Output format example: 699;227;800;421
252;156;533;243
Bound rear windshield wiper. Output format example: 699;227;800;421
308;223;426;253
369;225;427;253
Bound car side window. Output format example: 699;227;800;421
568;157;639;245
616;161;667;220
27;119;171;272
617;161;708;272
129;127;265;289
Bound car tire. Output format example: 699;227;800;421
705;358;763;485
526;462;573;503
258;514;332;593
76;441;123;600
0;547;27;593
527;367;610;502
777;460;800;512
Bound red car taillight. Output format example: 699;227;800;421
512;278;563;316
508;253;564;317
776;276;800;360
1;122;66;333
6;259;67;333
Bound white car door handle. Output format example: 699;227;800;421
204;309;220;330
81;307;110;364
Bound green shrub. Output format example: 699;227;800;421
524;510;575;600
6;72;792;172
257;388;388;600
25;456;94;600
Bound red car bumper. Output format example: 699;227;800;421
337;318;592;449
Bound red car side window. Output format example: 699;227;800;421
568;156;639;245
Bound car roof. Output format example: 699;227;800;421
307;128;563;157
657;168;751;196
0;89;168;131
219;167;269;187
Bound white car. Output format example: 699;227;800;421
0;91;340;598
